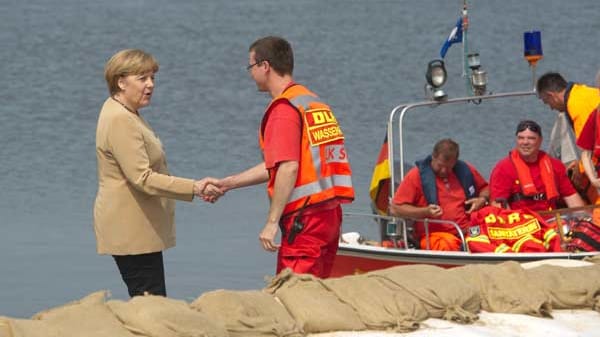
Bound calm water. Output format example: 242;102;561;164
1;0;599;317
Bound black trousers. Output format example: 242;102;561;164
113;251;167;297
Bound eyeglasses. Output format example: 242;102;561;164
246;60;263;71
515;120;542;136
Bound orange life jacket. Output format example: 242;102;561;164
259;84;354;216
509;149;559;203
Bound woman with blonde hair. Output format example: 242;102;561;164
95;49;220;297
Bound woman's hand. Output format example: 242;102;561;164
193;177;224;202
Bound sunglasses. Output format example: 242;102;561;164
515;120;542;136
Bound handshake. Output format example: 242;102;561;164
193;177;227;203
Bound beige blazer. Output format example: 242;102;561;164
94;98;194;255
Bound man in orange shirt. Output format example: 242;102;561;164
215;36;354;278
389;139;490;251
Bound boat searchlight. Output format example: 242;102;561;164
425;59;448;101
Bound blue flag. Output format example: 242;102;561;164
440;17;463;59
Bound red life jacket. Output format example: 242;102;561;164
258;84;354;216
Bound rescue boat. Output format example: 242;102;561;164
330;20;600;277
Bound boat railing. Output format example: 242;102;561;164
386;90;536;192
411;218;467;251
345;205;597;251
343;211;466;251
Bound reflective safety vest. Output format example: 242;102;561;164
415;155;476;205
466;206;562;253
259;84;354;216
565;82;600;138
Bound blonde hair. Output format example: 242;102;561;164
104;49;159;95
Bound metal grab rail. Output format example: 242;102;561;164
343;212;467;251
386;90;536;193
418;218;467;252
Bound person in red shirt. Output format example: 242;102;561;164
389;139;490;251
214;36;354;278
490;120;584;212
576;70;600;223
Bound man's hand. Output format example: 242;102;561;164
193;177;224;203
426;204;443;217
567;161;583;190
259;221;280;252
465;196;487;213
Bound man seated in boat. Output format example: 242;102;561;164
389;138;490;251
489;120;585;212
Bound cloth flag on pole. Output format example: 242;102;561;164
439;17;463;59
369;135;391;215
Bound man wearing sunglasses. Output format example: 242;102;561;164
489;120;585;212
215;36;354;278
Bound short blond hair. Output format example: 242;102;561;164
104;49;159;95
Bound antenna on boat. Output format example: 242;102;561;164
426;0;488;101
524;30;543;91
461;0;469;86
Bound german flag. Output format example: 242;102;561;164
369;135;391;215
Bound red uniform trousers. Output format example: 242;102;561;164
277;204;342;278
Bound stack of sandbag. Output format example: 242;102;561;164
1;291;135;337
448;261;552;317
0;291;227;337
367;264;480;324
107;295;229;337
190;289;303;337
265;269;367;334
522;262;600;312
3;258;600;337
322;272;426;332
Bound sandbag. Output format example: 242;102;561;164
524;264;600;311
584;254;600;264
265;269;366;333
323;273;425;332
449;262;551;317
107;295;229;337
370;264;480;323
31;291;135;337
191;289;302;337
0;317;60;337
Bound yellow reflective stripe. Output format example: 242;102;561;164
512;235;543;252
495;243;511;253
288;174;353;202
543;229;557;241
543;229;557;249
466;235;490;244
